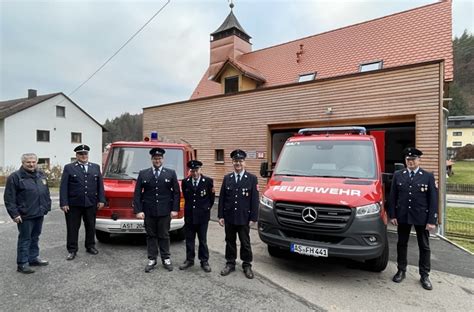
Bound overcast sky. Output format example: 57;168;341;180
1;0;472;124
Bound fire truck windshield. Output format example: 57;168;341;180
104;147;185;180
275;140;377;179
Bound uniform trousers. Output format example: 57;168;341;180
185;222;209;263
224;223;252;268
145;214;171;261
397;223;431;277
65;205;96;252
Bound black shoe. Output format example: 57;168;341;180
420;276;433;290
29;258;49;266
86;247;99;255
243;267;254;279
220;265;235;276
66;252;76;261
392;270;406;283
145;259;157;273
17;264;35;274
179;260;194;270
201;262;211;273
163;258;173;272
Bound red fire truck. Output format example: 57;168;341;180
96;134;194;242
259;127;389;272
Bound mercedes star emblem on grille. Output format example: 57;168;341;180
302;207;317;224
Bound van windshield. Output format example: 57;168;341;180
104;147;184;180
274;140;377;179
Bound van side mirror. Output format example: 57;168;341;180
394;162;405;172
260;162;273;178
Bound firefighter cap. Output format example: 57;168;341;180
187;160;203;170
74;144;90;153
403;147;423;158
149;147;165;157
230;149;247;160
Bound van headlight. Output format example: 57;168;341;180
260;195;274;209
356;203;380;217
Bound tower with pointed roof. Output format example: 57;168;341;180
208;2;252;79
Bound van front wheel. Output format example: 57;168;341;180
96;230;111;243
365;236;389;272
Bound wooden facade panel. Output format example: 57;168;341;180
144;63;441;190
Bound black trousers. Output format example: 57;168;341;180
397;223;431;277
65;205;96;252
224;223;252;268
185;222;209;263
145;214;171;261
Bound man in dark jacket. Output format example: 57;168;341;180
4;153;51;273
60;144;105;261
133;147;180;273
218;149;259;279
179;160;215;273
388;147;438;290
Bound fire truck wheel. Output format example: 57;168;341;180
365;235;389;272
267;245;288;258
96;230;112;243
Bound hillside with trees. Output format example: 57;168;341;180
102;113;143;147
451;30;474;115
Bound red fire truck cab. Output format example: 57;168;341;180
259;127;389;272
96;136;194;242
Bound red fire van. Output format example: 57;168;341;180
259;127;389;271
96;134;194;242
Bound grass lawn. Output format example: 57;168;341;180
447;160;474;184
446;206;474;253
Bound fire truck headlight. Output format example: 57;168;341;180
356;203;380;217
260;195;274;209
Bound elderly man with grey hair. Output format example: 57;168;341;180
4;153;51;274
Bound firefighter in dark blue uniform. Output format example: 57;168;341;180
179;160;215;273
218;149;259;279
133;147;180;273
388;147;438;290
60;145;105;260
4;153;51;273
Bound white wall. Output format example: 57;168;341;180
3;94;103;169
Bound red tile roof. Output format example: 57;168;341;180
191;0;453;99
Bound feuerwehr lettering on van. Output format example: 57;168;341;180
272;185;361;196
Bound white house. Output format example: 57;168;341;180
0;89;104;171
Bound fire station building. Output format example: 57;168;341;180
143;1;453;198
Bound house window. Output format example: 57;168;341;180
453;131;462;136
37;158;50;169
71;132;82;143
215;149;224;163
70;158;76;163
453;141;462;147
56;106;65;117
37;130;50;142
224;76;239;94
298;72;316;82
359;61;383;72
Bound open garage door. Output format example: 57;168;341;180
269;122;415;174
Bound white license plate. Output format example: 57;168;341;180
291;243;328;257
121;222;144;230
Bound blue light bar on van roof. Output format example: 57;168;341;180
298;127;367;135
150;131;158;141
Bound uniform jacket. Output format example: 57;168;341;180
182;175;215;224
133;167;180;217
218;171;259;225
388;168;438;225
59;161;105;207
4;167;51;220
